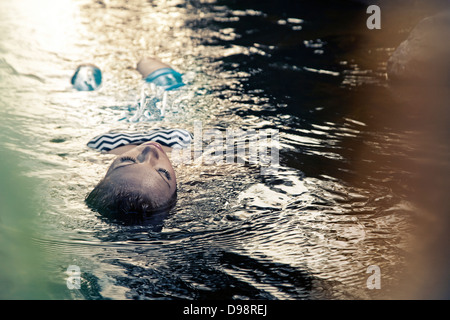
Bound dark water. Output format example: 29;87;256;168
1;0;449;300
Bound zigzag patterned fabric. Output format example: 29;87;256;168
87;128;192;152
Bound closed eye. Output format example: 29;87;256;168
158;168;171;180
113;156;136;170
120;156;136;163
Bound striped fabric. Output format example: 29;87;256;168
87;128;192;152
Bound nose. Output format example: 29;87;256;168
137;146;159;163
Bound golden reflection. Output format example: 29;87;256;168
1;0;448;300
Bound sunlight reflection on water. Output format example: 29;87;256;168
2;0;446;300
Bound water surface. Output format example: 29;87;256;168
1;0;448;299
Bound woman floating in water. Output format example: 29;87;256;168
73;57;191;223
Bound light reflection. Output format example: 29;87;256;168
1;0;447;300
11;0;80;55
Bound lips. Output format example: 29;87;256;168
143;141;164;153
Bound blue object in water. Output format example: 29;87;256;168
144;67;184;91
71;65;102;91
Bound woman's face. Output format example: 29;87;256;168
104;142;176;207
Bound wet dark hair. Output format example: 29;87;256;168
85;177;177;223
